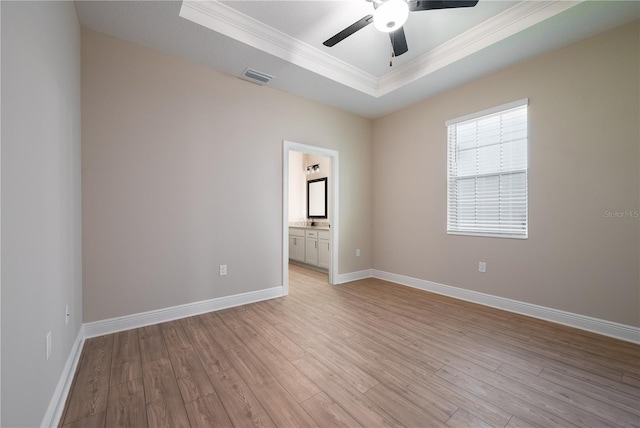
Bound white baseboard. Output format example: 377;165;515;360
371;269;640;344
41;327;85;428
335;269;373;284
84;286;285;338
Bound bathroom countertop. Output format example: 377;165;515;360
289;224;330;230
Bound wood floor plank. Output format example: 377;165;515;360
528;335;638;378
435;365;581;428
500;334;623;382
622;372;640;388
348;327;443;375
506;416;539;428
274;319;324;350
209;368;276;428
217;307;250;330
365;382;448;427
62;335;113;424
305;335;379;394
446;408;494;428
424;371;513;428
466;329;624;385
526;326;640;369
110;329;142;386
293;353;400;428
300;392;364;428
333;337;460;424
272;304;332;339
454;362;627;428
169;347;216;403
497;363;640;427
106;378;147;428
61;411;106;428
249;299;291;326
233;325;321;403
201;312;245;350
284;297;354;340
179;314;232;374
142;358;190;428
160;320;193;352
184;392;234;427
378;311;507;372
540;366;640;407
225;345;320;427
138;324;168;363
238;307;307;361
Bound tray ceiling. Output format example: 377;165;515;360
76;0;640;118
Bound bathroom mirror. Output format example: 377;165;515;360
307;177;328;219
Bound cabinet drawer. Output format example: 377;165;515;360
289;228;305;237
318;230;330;240
306;230;318;238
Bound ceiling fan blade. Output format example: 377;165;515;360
389;27;408;56
409;0;479;12
323;14;374;47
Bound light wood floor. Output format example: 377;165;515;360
60;264;640;427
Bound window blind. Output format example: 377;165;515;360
446;99;528;238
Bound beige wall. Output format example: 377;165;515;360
82;29;372;322
372;20;640;327
1;2;83;426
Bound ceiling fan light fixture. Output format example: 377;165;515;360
373;0;409;33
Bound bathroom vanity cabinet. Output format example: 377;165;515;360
289;227;330;270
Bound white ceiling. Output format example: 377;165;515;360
75;0;640;119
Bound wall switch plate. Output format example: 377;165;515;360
356;249;361;257
65;305;70;325
219;264;227;276
46;332;52;360
479;262;487;273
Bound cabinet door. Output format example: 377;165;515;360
289;236;305;262
305;237;318;266
318;239;330;269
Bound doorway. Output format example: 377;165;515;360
282;140;339;295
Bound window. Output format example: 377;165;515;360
446;99;528;238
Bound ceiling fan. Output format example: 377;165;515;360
323;0;479;59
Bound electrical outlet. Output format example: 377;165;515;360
356;249;361;257
479;262;487;273
46;332;52;360
65;305;70;325
219;264;227;276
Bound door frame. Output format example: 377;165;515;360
282;140;339;295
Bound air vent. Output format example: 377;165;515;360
240;68;273;86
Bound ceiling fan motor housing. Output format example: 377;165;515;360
373;0;409;32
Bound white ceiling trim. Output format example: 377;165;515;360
377;0;584;95
180;0;583;98
179;0;379;95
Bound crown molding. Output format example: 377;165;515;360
377;0;584;95
180;0;583;98
179;0;378;95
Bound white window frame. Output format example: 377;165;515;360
446;98;529;239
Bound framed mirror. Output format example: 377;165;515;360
307;177;328;219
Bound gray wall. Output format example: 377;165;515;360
81;29;373;322
372;20;640;327
1;2;83;426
